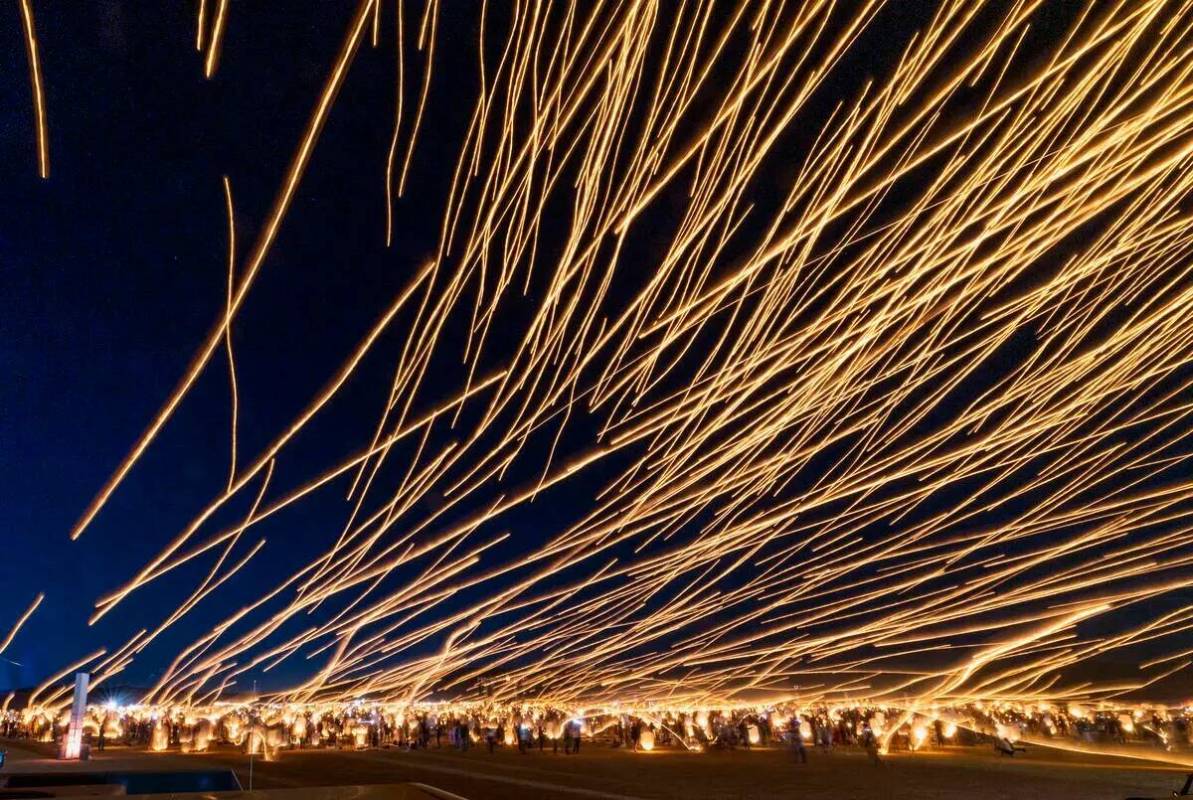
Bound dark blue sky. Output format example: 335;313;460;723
0;0;610;695
0;0;463;690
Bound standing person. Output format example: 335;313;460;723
861;724;882;766
97;724;106;752
630;720;641;751
789;718;807;764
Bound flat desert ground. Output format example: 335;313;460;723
4;738;1190;800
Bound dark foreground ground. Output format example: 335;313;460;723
3;738;1190;800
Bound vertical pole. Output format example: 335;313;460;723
63;672;89;759
248;679;256;791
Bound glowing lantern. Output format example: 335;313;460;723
225;716;244;745
747;724;760;745
639;729;655;751
996;723;1020;742
942;721;957;739
150;721;169;751
912;725;927;748
104;717;123;740
193;719;213;752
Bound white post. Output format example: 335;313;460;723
248;679;256;791
63;672;89;759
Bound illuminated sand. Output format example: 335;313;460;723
4;739;1189;800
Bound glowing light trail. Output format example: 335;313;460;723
0;593;43;656
18;0;49;179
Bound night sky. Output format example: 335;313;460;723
0;1;468;690
1;1;629;694
2;1;1190;700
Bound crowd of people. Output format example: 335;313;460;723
1;699;1189;764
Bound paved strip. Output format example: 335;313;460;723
360;751;649;800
